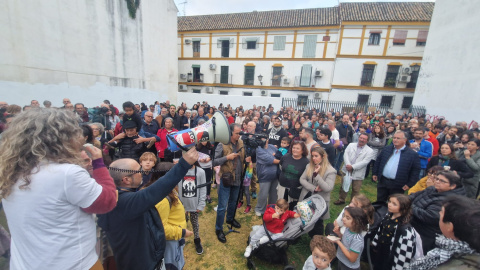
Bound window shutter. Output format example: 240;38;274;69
230;38;234;48
417;30;428;43
273;36;286;50
217;38;224;48
393;30;408;44
192;38;201;42
302;35;317;58
300;64;312;87
242;38;247;49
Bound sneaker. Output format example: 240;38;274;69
244;246;252;257
259;236;269;244
194;238;204;255
333;200;345;205
244;205;251;214
147;139;155;149
206;196;212;204
237;201;243;209
214;205;218;212
255;211;262;217
251;192;257;199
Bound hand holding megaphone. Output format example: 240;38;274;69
182;147;199;165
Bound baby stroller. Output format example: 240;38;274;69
246;194;328;270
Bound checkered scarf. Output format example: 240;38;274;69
406;235;478;270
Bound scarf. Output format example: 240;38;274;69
270;126;281;135
438;155;450;167
406;235;478;270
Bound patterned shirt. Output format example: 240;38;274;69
336;228;364;269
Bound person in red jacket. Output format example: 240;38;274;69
244;199;300;257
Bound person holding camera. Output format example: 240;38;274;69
254;138;280;216
214;123;247;243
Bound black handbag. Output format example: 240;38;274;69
221;172;234;187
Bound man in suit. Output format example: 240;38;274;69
334;133;375;205
373;130;421;202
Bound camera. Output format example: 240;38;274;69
241;132;267;157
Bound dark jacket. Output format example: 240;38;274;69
111;135;147;161
426;156;474;179
409;186;466;254
174;115;187;130
92;110;112;131
97;159;191;270
336;122;354;145
373;144;421;189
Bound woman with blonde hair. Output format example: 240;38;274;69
0;108;117;269
299;147;336;236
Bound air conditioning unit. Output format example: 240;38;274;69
283;78;290;84
205;87;213;93
209;64;216;70
179;74;187;79
314;93;321;99
403;67;411;74
315;70;323;77
184;39;191;44
260;90;268;96
178;84;188;91
399;75;411;82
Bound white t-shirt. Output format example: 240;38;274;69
2;163;102;270
331;129;340;141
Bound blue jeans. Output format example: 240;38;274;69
215;181;241;231
335;150;345;171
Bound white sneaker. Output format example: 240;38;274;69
259;236;269;244
255;211;262;217
244;246;252;257
214;206;218;212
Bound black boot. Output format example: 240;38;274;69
194;238;204;255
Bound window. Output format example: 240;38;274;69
407;64;421;88
360;64;376;86
244;66;255;85
380;95;394;108
217;38;233;57
299;64;312;87
243;38;259;49
273;36;286;50
271;66;283;86
298;95;308;106
192;39;200;57
219;90;229;95
302;35;317;58
192;89;201;94
220;66;229;84
247;41;256;49
243;92;253;96
357;94;370;104
271;93;281;97
384;65;400;87
368;33;381;45
401;96;413;109
417;30;428;46
393;30;407;46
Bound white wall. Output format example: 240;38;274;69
0;0;178;108
412;0;480;123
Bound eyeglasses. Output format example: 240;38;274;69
434;177;449;184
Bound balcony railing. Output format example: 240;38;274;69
293;76;313;87
214;74;233;84
271;78;282;87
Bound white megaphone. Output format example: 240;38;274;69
167;111;231;151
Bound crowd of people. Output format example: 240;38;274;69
0;98;479;270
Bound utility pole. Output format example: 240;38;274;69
178;0;187;16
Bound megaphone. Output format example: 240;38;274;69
167;111;231;151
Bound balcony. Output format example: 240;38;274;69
293;76;314;87
271;77;282;87
214;74;233;84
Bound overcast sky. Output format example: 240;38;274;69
175;0;435;16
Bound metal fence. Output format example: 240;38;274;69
281;97;427;116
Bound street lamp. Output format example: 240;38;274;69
258;74;263;85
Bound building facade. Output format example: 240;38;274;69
177;2;434;112
0;0;179;108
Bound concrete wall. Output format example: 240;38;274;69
0;0;178;108
412;0;480;123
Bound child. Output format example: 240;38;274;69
244;199;300;257
177;163;206;255
239;163;253;213
371;194;417;270
331;207;368;270
122;101;143;133
352;124;367;143
327;194;374;237
196;141;214;203
138;152;157;188
107;120;148;161
303;235;337;270
275;137;291;159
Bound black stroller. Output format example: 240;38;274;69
246;194;328;270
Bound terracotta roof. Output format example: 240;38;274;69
178;7;339;32
340;2;434;22
178;2;434;32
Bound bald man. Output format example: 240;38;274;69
98;148;198;270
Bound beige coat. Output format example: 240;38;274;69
298;165;336;219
